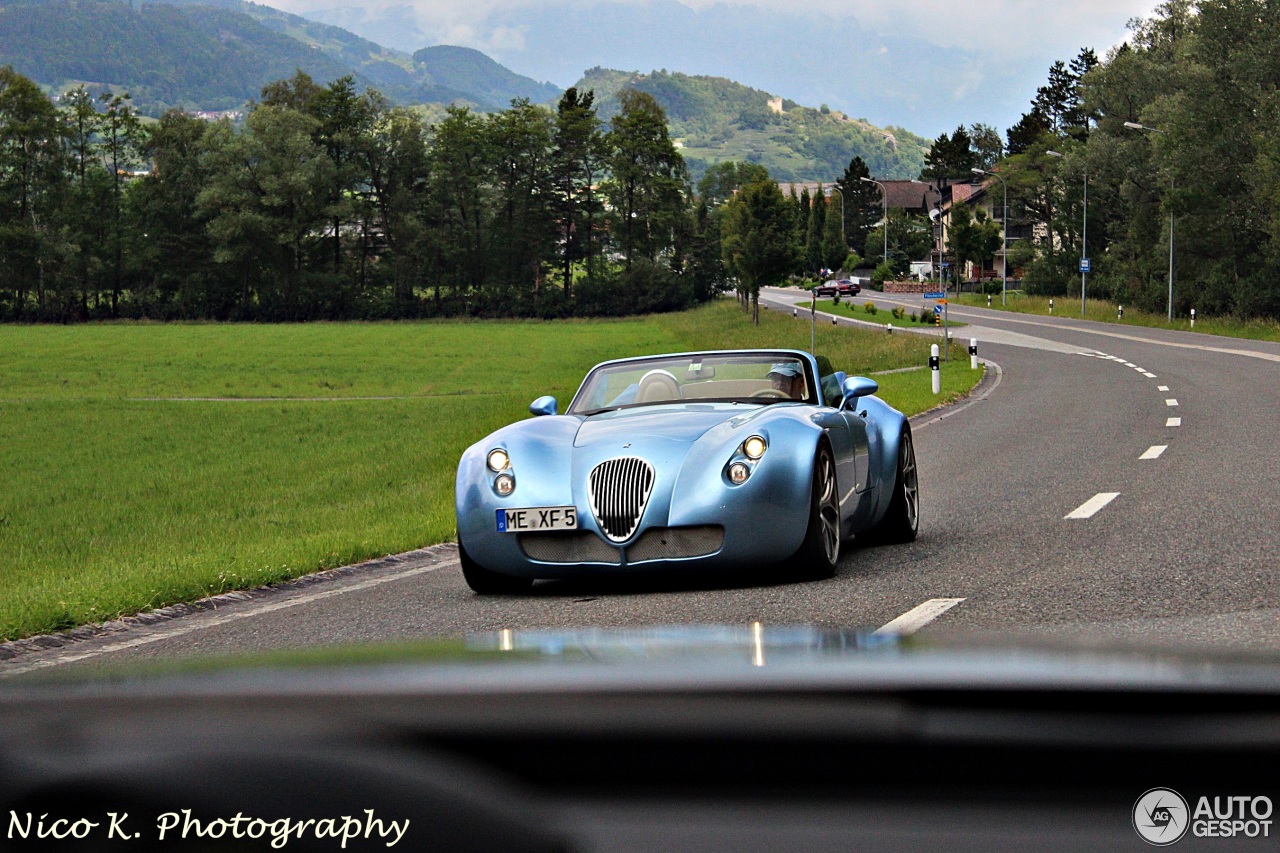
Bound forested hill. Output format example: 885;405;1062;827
577;68;929;182
0;0;559;113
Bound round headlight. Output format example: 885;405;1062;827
487;448;510;472
494;474;515;496
743;436;767;460
728;462;751;485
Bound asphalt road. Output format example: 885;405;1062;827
5;292;1280;676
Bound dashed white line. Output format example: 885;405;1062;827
1166;417;1182;427
1143;372;1158;378
1065;492;1121;519
1158;385;1170;391
1140;445;1168;460
1166;398;1179;407
873;598;966;636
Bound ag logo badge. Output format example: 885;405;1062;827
1134;788;1190;845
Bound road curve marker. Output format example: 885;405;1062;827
1065;492;1120;519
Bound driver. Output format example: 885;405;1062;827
766;363;805;399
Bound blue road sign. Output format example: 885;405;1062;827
923;291;946;299
933;304;943;316
1080;258;1091;273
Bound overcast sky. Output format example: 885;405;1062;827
274;0;1165;136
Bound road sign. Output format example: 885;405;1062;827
923;291;946;299
1080;258;1091;273
933;304;943;315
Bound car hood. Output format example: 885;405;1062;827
571;404;776;449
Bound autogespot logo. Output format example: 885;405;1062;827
1134;788;1190;846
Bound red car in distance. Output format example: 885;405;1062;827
814;279;860;297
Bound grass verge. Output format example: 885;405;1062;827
0;299;981;640
796;299;964;330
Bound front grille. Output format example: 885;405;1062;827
519;532;621;564
589;457;655;542
627;526;725;563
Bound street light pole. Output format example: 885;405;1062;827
860;176;888;267
971;167;1007;306
1124;121;1175;322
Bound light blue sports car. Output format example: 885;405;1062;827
455;349;918;593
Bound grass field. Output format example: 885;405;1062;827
951;292;1280;342
793;298;966;330
0;299;981;641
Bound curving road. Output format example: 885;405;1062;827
5;292;1280;676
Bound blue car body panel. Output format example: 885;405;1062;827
455;349;909;578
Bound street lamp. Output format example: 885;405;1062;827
1124;121;1175;322
859;176;888;267
971;167;1007;306
1046;150;1088;316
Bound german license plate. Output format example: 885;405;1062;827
496;506;578;533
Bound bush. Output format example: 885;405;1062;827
863;301;877;315
891;306;904;320
832;293;841;306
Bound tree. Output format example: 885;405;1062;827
604;89;688;271
552;87;605;300
422;106;493;309
835;156;880;256
362;106;429;314
805;184;825;273
968;124;1004;170
0;67;63;319
487;98;556;311
696;160;769;207
920;126;975;180
947;204;1002;281
198;105;335;319
98;92;144;316
721;179;794;323
821;190;847;270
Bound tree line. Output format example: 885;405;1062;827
0;69;715;321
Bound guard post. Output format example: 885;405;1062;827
969;338;978;370
930;344;941;395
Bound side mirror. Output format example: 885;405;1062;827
529;396;558;417
842;376;879;403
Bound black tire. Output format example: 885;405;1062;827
458;539;534;595
789;444;840;579
873;426;920;544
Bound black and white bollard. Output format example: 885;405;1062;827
1190;308;1196;329
1118;305;1124;320
969;338;978;370
1049;298;1054;314
930;344;941;395
793;307;797;318
832;316;837;325
987;294;992;307
887;323;893;334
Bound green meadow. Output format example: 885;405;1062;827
0;300;980;640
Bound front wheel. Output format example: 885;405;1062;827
788;444;840;579
459;540;534;595
873;426;920;543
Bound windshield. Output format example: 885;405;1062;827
568;353;815;414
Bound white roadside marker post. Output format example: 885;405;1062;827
930;344;941;395
969;338;978;370
987;294;992;307
1118;305;1124;321
887;323;893;334
1049;298;1054;314
1190;308;1196;329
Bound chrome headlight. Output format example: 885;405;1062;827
728;462;751;485
743;436;767;461
494;474;515;496
487;448;510;472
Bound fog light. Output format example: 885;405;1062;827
487;448;510;472
728;462;751;485
494;474;515;496
743;435;767;460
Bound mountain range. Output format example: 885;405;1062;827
0;0;926;179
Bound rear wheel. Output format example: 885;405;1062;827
873;426;919;543
458;540;534;595
789;444;840;579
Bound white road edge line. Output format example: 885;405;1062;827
1;560;453;675
1140;445;1168;460
873;598;966;636
1065;492;1121;519
1166;417;1182;427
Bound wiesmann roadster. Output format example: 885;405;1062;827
454;349;918;593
